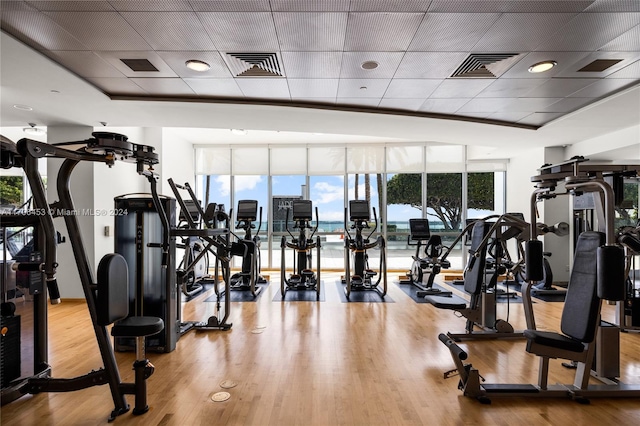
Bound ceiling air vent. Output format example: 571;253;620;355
577;59;622;72
225;53;284;77
120;58;158;72
451;53;522;78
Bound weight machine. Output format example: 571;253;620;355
399;218;452;297
280;200;321;299
439;156;640;403
343;200;387;299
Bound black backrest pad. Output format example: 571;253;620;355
96;253;130;326
561;231;605;343
464;221;490;295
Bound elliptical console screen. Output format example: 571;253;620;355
409;218;430;240
293;200;313;221
237;200;258;221
349;200;370;221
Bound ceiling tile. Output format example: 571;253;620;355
486;111;531;122
271;0;350;12
500;51;591;79
198;12;278;51
350;0;432;12
94;51;178;77
1;11;87;50
288;79;339;98
281;52;342;78
518;112;564;126
457;98;504;114
27;1;114;11
336;98;381;107
383;79;441;98
408;13;499;51
337;79;391;98
107;1;194;11
273;12;347;51
378;98;426;111
340;52;404;78
418;98;469;113
120;12;216;50
473;13;578;52
45;51;124;78
182;78;243;96
537;12;640;51
541;97;595;113
85;77;148;95
395;52;468;78
523;78;599;98
156;51;232;78
555;52;640;78
344;12;424;51
569;78;638;98
477;78;547;98
129;78;197;95
584;0;640;12
497;97;563;113
609;60;640;79
599;24;640;51
429;1;594;13
189;1;271;12
44;12;151;50
429;79;494;98
235;78;291;98
2;2;38;12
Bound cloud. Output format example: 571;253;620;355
214;175;231;196
313;181;343;204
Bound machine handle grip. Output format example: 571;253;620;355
47;279;61;305
438;333;467;361
11;262;41;271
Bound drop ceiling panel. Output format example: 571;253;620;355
473;13;578;52
339;52;404;78
430;79;494;99
1;11;87;50
523;78;599;98
378;98;427;111
518;112;564;126
120;12;216;50
609;60;640;79
95;51;178;77
281;52;342;78
189;1;271;12
498;97;563;113
383;79;441;98
44;12;152;50
182;78;243;96
349;0;432;12
46;51;124;78
569;78;638;97
26;1;115;11
288;79;339;98
585;0;640;12
487;111;531;122
500;51;590;78
457;98;504;114
198;12;278;51
273;12;347;51
408;13;499;51
344;13;424;51
270;0;350;12
542;97;595;113
395;52;468;78
129;77;196;95
86;77;148;95
235;78;291;98
107;1;194;11
600;25;640;51
2;2;37;12
538;13;640;51
418;98;469;113
429;1;594;13
477;78;546;98
155;51;232;78
337;79;391;98
556;52;640;77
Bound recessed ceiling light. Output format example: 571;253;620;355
361;61;379;70
230;129;248;136
185;59;211;72
13;104;33;111
23;123;46;135
359;86;368;90
528;60;557;73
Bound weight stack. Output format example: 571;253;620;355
1;315;21;386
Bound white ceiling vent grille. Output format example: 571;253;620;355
225;52;284;77
451;53;522;78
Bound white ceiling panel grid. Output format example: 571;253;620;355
281;51;343;78
337;78;391;98
197;12;279;51
235;78;291;98
408;13;500;51
344;12;424;52
183;78;243;96
288;79;340;98
339;52;404;78
156;51;232;78
383;79;441;98
273;12;347;51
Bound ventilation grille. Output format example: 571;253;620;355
120;58;158;72
577;59;622;72
225;53;284;77
451;53;522;78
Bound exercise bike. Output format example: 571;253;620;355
280;200;321;299
400;218;452;297
229;200;266;297
343;200;387;299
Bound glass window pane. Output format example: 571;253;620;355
233;147;268;175
0;176;24;208
427;173;463;269
271;147;307;175
467;172;504;219
310;175;344;269
308;147;345;175
201;175;231;216
271;175;307;268
195;147;230;175
386;173;422;270
347;173;382;270
346;146;385;173
386;146;424;172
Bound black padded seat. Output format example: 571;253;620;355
426;295;467;310
111;316;164;338
523;330;584;353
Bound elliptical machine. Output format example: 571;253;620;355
343;200;387;299
229;200;266;297
280;200;321;299
400;218;452;297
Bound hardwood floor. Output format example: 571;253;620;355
2;273;640;425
